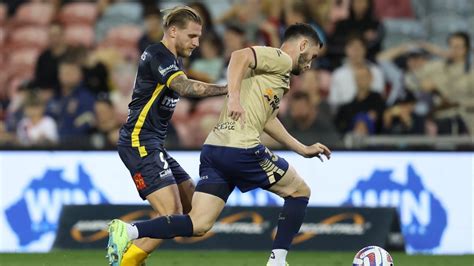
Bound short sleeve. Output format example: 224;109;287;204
251;46;292;75
150;53;185;87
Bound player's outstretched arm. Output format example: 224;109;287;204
264;117;331;161
169;74;227;98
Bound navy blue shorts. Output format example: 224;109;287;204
196;144;289;202
118;146;191;200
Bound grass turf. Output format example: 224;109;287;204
0;250;473;266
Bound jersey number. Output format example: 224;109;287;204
159;152;169;169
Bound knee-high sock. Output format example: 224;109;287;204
134;214;193;239
272;196;309;250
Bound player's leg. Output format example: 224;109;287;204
121;156;195;266
113;148;233;241
111;190;224;244
178;179;194;212
121;185;182;266
109;147;185;266
119;188;228;240
170;155;196;214
265;165;311;266
184;191;226;236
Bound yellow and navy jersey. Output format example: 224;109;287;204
205;46;292;148
118;42;185;156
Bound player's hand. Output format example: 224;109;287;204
303;142;331;161
227;98;246;127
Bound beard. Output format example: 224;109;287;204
291;54;306;75
176;42;194;58
177;48;192;57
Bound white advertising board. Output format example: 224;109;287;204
0;151;472;254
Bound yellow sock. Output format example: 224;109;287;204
121;243;149;266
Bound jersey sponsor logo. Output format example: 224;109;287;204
343;164;447;251
161;96;179;111
159;169;172;178
214;121;236;131
158;63;179;76
4;165;108;248
132;172;147;190
263;88;280;113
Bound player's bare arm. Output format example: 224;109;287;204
226;48;256;124
169;74;227;97
264;117;331;161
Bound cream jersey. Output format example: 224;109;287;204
205;46;292;148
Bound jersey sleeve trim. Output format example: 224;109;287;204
249;47;257;70
131;83;166;157
166;70;185;88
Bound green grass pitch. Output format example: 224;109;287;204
0;250;473;266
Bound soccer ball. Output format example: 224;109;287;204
352;246;394;266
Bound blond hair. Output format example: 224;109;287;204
162;6;202;30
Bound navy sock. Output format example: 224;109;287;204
272;196;309;250
134;214;193;239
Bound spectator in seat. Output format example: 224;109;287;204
189;33;224;83
335;64;385;135
33;23;68;95
382;91;425;135
70;47;111;96
188;1;215;34
223;23;248;65
376;44;432;111
219;23;248;83
415;32;473;135
90;95;120;149
328;0;383;65
48;58;95;145
138;8;163;54
186;2;217;64
282;90;341;147
16;93;58;147
328;36;384;112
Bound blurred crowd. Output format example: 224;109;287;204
0;0;473;149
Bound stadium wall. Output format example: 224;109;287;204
0;151;472;254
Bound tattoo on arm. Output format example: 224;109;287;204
169;75;228;98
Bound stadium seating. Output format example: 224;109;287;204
374;0;414;19
195;97;225;115
171;98;192;123
13;2;55;26
59;2;99;26
428;0;473;16
64;25;95;47
0;27;4;48
0;3;6;25
8;26;49;50
382;18;427;47
6;48;40;77
425;13;469;44
95;2;143;42
98;24;143;60
103;25;143;47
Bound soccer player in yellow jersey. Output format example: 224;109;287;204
108;23;331;266
108;6;227;266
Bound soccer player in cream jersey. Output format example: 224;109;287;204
108;23;331;266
